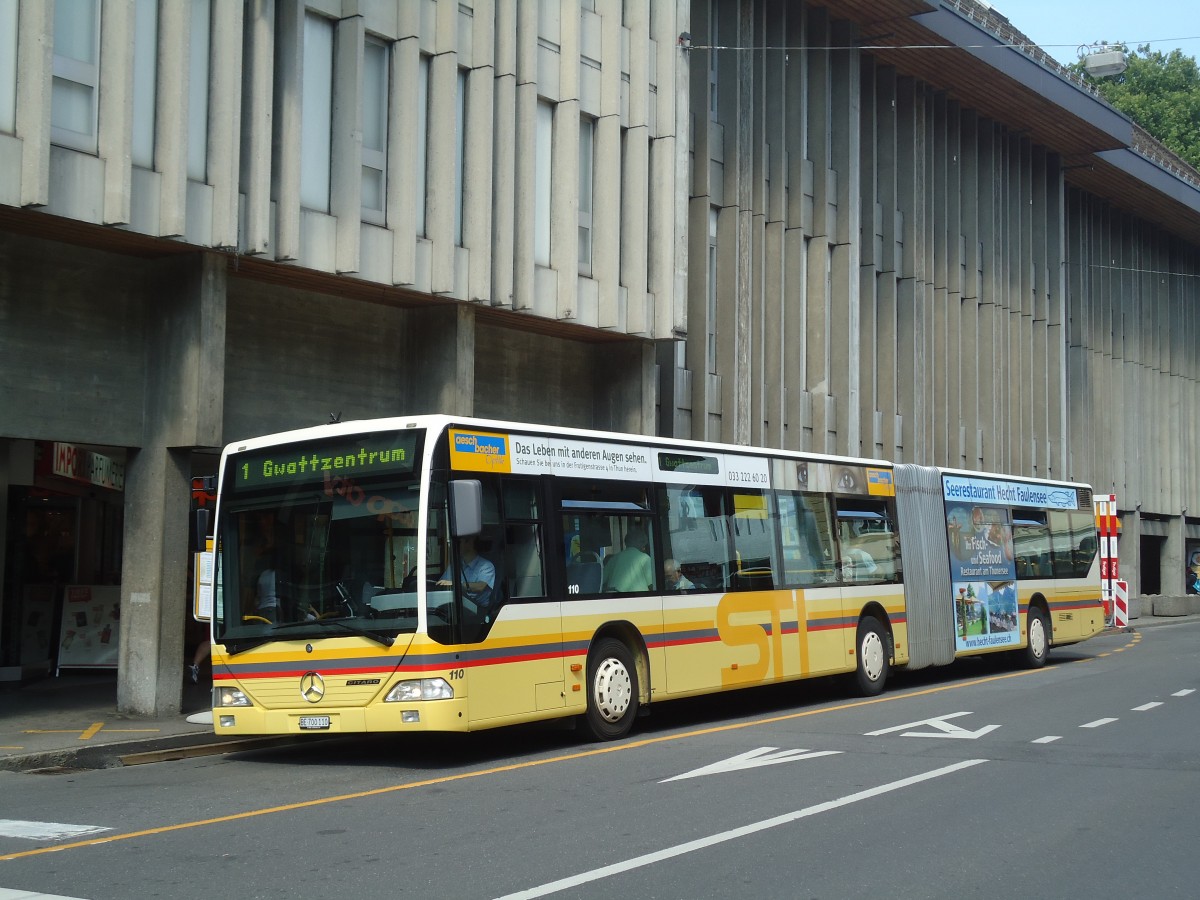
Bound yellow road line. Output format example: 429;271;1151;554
79;722;104;740
0;649;1125;863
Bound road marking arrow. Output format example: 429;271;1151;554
864;711;1001;740
0;819;110;841
661;747;842;782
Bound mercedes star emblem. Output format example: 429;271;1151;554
300;671;325;703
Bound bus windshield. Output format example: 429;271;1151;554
213;430;426;651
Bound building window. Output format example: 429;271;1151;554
187;0;212;182
361;37;388;224
300;13;333;213
417;54;430;238
455;67;466;246
535;99;553;267
129;0;158;168
0;0;15;134
51;0;101;152
578;116;595;276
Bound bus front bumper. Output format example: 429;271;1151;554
211;697;471;736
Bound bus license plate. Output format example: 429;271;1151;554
298;716;331;730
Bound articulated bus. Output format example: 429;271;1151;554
204;415;1104;741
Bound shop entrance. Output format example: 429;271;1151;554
1;484;123;678
1139;534;1165;596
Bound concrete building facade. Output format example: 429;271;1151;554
1;0;1198;712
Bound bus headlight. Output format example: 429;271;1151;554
214;686;252;707
385;678;454;702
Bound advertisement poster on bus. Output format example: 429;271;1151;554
944;477;1019;652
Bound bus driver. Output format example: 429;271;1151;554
437;535;496;610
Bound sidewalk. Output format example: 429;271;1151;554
0;671;231;773
2;611;1198;773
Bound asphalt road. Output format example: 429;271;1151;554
2;622;1197;900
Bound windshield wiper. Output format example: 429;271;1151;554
223;637;270;655
273;618;395;647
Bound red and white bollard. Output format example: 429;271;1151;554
1094;494;1120;627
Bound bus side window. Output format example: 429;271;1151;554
501;478;546;599
657;484;728;592
1047;510;1078;579
729;489;780;590
778;491;837;586
560;478;655;595
1068;510;1098;578
1073;534;1097;577
1013;509;1049;579
833;498;898;584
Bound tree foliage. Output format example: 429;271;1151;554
1073;44;1200;169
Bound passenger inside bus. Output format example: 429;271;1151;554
602;523;655;593
663;558;694;591
841;546;878;581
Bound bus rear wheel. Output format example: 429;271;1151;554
1023;606;1050;668
854;616;890;696
584;637;639;741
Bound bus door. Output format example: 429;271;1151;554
834;494;902;657
453;476;563;726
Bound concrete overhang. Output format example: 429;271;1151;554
907;6;1133;152
1067;148;1200;245
817;0;1200;245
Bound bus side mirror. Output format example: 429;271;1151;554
193;508;210;553
450;480;482;537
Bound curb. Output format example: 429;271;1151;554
0;732;287;774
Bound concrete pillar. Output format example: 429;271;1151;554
117;445;191;715
117;253;226;716
599;342;656;435
1165;515;1187;595
404;305;476;417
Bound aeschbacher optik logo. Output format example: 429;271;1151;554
454;433;506;456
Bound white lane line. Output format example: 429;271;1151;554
1172;689;1195;697
1080;718;1118;729
1132;702;1163;712
1031;736;1061;744
491;759;989;900
0;888;94;899
0;820;110;841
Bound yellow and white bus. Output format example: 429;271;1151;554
205;415;1104;741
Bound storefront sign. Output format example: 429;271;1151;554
44;442;126;491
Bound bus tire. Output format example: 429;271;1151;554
1023;606;1050;668
854;616;890;696
584;637;639;741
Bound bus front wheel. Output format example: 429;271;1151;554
584;637;639;741
854;616;890;696
1023;607;1050;668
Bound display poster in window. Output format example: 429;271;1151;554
1187;542;1200;595
945;488;1019;652
57;585;121;670
21;585;58;668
